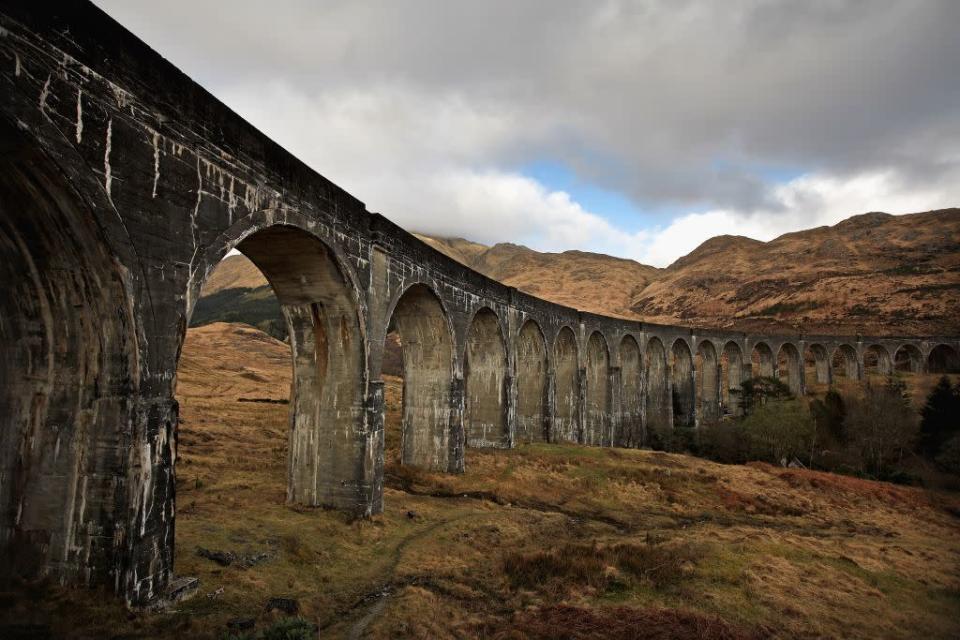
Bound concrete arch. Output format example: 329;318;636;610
0;130;140;588
894;344;924;374
804;344;830;386
831;344;860;384
776;343;803;396
464;307;509;448
232;226;367;508
671;338;695;428
584;331;611;446
696;340;720;424
515;319;547;443
721;341;745;416
552;326;580;443
751;341;775;378
928;344;960;374
863;344;892;377
645;337;671;445
388;283;454;471
618;335;642;447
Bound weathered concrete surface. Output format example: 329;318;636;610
0;0;958;606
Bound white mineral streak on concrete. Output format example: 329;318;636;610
38;73;51;117
151;129;160;198
14;52;20;76
75;88;83;143
103;118;113;202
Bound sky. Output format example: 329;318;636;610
94;0;960;267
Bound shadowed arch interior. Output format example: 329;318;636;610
234;226;365;510
0;128;140;586
751;342;775;378
863;344;892;377
464;308;508;448
696;340;719;424
805;344;830;386
619;336;642;447
645;337;670;444
388;284;452;471
894;344;923;374
515;320;547;443
777;343;803;396
831;344;859;383
721;341;744;416
584;332;610;446
552;327;579;443
927;344;960;374
671;339;695;428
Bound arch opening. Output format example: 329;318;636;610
776;343;803;396
696;341;719;425
804;344;830;390
671;339;695;428
927;344;960;374
720;342;744;417
751;342;775;378
552;327;579;443
894;344;923;374
645;337;670;446
619;336;642;447
584;332;611;446
464;308;508;448
516;320;547;444
863;344;892;378
831;344;859;386
386;284;453;471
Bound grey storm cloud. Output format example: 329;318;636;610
91;0;960;261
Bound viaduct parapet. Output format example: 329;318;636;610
1;1;957;604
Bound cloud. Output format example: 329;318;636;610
94;0;960;267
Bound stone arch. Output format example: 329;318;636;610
618;335;642;447
696;340;720;424
776;343;803;396
927;344;960;374
671;338;695;428
584;331;611;446
804;344;830;386
751;341;775;378
645;337;670;444
464;308;509;448
552;327;580;443
0;126;140;588
387;283;454;471
863;344;892;377
894;344;923;374
831;344;860;384
720;341;744;416
515;319;547;443
227;225;367;509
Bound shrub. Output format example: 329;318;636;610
844;378;918;480
919;376;960;459
740;399;814;465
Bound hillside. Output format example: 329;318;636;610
7;322;957;638
193;208;960;335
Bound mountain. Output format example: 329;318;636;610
193;208;960;336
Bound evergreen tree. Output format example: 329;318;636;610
919;376;960;458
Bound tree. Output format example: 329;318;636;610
731;376;792;416
918;376;960;459
740;399;815;465
844;378;919;479
810;389;846;446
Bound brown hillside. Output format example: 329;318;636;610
199;208;960;335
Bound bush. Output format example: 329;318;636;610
919;376;960;459
844;378;918;480
740;399;814;465
936;433;960;475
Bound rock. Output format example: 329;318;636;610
226;618;255;631
406;510;417;519
197;547;236;566
265;597;299;614
166;576;199;603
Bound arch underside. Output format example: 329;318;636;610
645;338;670;445
584;333;610;446
465;309;509;448
619;337;642;447
697;341;719;424
721;342;744;416
552;328;579;443
516;321;547;443
672;339;694;428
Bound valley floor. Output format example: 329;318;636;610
2;323;958;639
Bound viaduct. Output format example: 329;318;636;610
1;1;958;605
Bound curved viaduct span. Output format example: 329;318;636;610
1;2;957;604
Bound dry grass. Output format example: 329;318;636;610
2;322;958;639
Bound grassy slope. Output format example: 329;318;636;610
3;323;958;639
